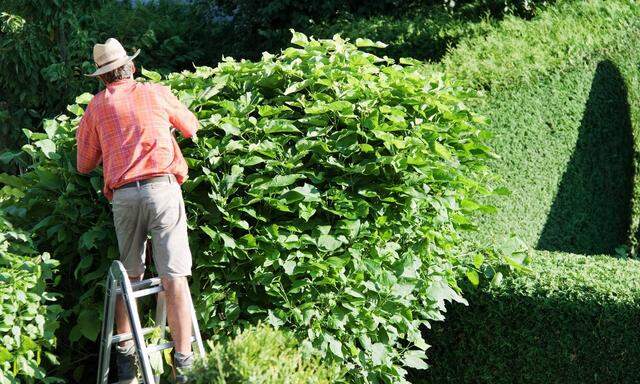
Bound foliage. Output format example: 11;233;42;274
307;7;495;62
437;0;640;253
422;251;640;383
414;1;640;382
0;214;61;384
0;0;219;169
189;324;343;383
194;0;553;63
0;32;511;383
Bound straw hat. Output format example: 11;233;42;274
86;38;140;77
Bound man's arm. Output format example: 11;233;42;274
161;86;199;139
76;106;102;174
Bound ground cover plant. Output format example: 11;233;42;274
0;214;61;384
419;0;640;382
188;324;343;383
0;32;521;383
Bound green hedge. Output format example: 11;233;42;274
419;0;640;382
0;32;514;383
422;253;640;383
189;324;343;383
440;0;640;253
0;214;61;383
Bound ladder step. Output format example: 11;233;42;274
146;336;196;354
132;285;164;298
111;326;163;344
115;277;162;294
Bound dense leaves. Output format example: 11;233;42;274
0;32;507;383
0;0;219;168
421;1;640;382
189;324;343;383
0;215;61;384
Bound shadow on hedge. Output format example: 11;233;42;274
536;60;634;255
420;289;640;384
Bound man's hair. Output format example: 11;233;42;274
99;61;134;84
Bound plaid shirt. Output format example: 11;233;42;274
76;78;198;200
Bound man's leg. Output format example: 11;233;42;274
161;276;192;353
112;187;148;383
146;181;194;382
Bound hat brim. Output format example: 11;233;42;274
85;49;140;77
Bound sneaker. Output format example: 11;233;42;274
173;352;194;383
116;341;139;384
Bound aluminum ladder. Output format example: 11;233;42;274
97;260;205;384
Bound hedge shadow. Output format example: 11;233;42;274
536;60;634;255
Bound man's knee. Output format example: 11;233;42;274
161;275;188;295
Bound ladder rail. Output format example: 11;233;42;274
97;268;117;384
112;262;156;384
97;260;206;384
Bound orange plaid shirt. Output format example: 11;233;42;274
76;78;198;200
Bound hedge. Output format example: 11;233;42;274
188;324;343;383
420;0;640;382
422;253;640;383
0;32;519;383
0;214;61;384
439;0;640;252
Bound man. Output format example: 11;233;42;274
76;38;198;383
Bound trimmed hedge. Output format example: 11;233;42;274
189;324;343;383
441;0;640;252
420;0;640;382
422;253;640;383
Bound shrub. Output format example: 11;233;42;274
422;253;640;383
0;0;220;170
415;0;640;382
0;213;61;383
0;32;512;382
195;0;553;62
189;324;343;383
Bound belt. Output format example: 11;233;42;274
116;175;175;190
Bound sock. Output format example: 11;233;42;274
174;351;194;368
116;340;136;356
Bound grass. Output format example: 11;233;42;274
412;0;640;382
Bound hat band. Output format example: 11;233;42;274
97;55;125;68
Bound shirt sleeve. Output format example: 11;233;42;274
76;104;102;174
160;85;199;138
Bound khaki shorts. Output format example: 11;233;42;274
112;177;192;277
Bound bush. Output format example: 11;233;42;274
189;324;343;383
422;253;640;383
0;32;512;383
195;0;553;63
0;213;61;383
415;0;640;382
0;0;220;169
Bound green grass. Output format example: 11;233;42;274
415;0;640;382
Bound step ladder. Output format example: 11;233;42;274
97;261;205;384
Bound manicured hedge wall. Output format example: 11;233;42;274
418;1;640;382
422;253;640;383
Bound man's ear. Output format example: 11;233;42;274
131;62;137;75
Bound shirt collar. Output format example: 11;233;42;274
106;78;136;91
